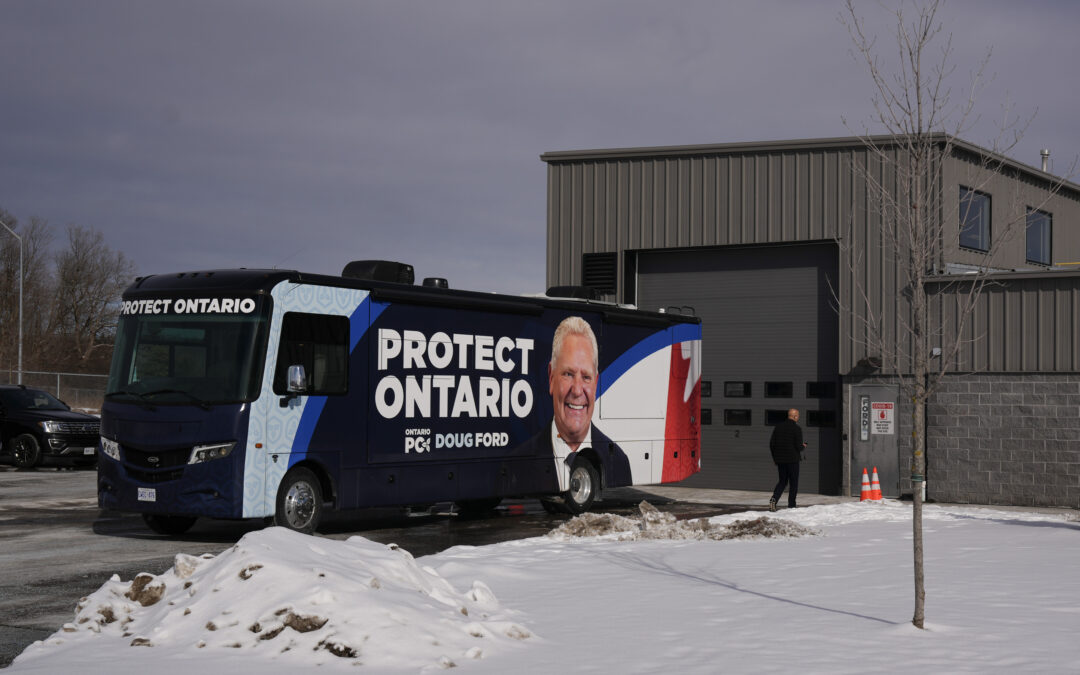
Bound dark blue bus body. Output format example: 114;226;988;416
98;266;702;533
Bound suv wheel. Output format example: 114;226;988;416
11;434;41;469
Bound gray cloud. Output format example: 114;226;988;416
1;0;1076;295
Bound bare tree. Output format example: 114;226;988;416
2;213;136;376
49;224;137;370
840;0;1073;629
0;212;55;373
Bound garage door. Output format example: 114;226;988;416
635;244;840;493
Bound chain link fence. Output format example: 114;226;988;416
1;370;108;414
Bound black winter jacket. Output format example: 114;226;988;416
769;418;804;464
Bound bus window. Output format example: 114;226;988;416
273;313;349;395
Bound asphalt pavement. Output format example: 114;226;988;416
0;468;796;668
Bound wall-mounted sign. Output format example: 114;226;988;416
859;396;870;441
871;402;894;435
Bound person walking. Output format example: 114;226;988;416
768;408;805;511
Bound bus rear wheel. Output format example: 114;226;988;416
274;467;323;534
563;457;599;514
143;513;197;535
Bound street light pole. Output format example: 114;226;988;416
0;219;23;384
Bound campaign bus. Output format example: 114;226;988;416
98;261;702;535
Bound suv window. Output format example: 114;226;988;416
0;388;68;411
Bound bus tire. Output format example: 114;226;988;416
142;513;197;535
274;467;323;534
11;434;41;469
563;457;598;514
454;497;502;516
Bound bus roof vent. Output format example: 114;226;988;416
342;260;415;284
546;285;602;301
422;277;449;289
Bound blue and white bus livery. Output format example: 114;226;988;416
98;262;702;535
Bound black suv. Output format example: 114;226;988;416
0;385;100;468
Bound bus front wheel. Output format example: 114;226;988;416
274;467;323;534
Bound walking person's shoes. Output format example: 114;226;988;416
768;499;777;512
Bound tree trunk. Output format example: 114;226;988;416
911;396;926;629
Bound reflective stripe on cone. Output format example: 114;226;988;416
860;468;872;502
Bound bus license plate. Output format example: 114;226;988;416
138;487;156;502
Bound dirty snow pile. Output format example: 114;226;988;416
550;500;818;540
16;527;532;672
11;500;1080;674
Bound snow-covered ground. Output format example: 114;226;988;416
9;499;1080;674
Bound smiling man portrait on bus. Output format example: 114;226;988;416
518;315;631;488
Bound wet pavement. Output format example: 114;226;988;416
0;469;790;667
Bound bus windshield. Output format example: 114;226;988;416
106;298;271;406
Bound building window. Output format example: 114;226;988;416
959;187;991;251
724;409;752;426
724;381;751;397
807;410;836;427
765;409;789;425
765;381;793;398
806;381;836;398
1026;208;1052;266
701;380;712;398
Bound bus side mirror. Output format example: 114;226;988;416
280;365;308;407
288;365;307;393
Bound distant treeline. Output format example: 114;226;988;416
1;209;135;375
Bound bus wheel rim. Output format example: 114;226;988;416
285;482;315;527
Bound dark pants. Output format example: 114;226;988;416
771;462;800;507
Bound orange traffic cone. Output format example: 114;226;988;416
870;467;883;501
860;468;872;501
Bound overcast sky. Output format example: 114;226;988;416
1;0;1077;295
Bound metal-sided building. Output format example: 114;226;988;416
541;135;1080;508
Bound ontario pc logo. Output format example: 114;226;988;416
404;428;431;453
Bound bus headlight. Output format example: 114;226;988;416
189;442;236;464
101;437;121;461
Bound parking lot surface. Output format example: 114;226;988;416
0;468;780;667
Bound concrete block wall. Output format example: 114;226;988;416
927;374;1080;508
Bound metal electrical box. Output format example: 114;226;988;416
849;384;899;498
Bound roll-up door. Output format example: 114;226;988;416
635;244;840;493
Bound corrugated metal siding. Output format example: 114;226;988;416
547;150;856;263
545;137;1080;376
934;274;1080;372
545;143;902;374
